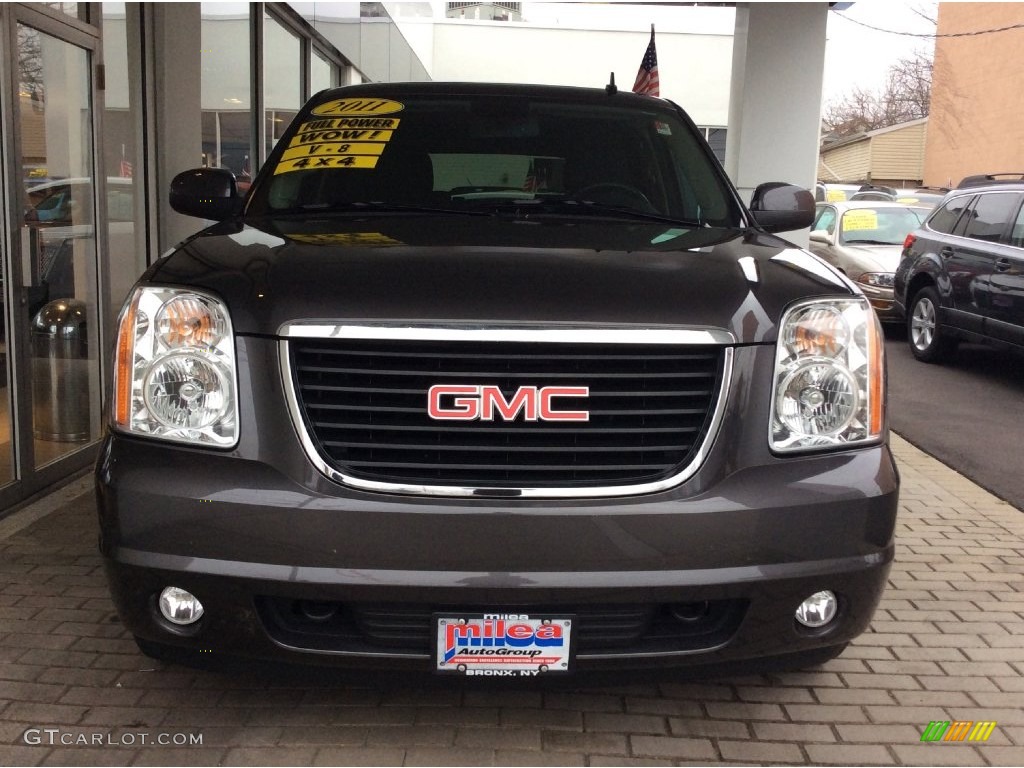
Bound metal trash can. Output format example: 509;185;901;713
31;298;90;442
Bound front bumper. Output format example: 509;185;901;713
96;341;898;671
856;283;901;322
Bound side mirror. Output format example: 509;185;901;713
169;167;242;221
809;229;831;244
749;183;815;233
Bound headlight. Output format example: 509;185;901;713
856;272;895;288
771;297;883;452
113;287;238;447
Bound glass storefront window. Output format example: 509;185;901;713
201;3;253;187
40;3;88;23
263;12;301;158
311;49;336;94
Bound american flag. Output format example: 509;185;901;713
523;159;538;192
632;25;659;97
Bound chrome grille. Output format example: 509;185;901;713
284;328;729;495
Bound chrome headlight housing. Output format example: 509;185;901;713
112;286;238;447
771;297;884;452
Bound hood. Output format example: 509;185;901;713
841;244;903;274
147;215;854;344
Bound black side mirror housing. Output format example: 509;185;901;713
169;167;242;221
749;182;815;233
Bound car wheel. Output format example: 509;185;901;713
908;286;955;363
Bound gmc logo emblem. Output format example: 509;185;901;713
428;385;590;422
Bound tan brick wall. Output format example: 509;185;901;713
924;4;1024;187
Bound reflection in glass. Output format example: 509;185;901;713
311;50;337;94
201;3;252;186
263;13;301;158
18;25;102;468
40;2;87;22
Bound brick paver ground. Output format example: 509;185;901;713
1;433;1023;766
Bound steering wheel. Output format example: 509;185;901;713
573;183;657;213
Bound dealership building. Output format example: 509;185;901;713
0;1;831;510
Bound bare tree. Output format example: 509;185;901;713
18;25;44;107
823;51;933;138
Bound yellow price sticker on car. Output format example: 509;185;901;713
842;210;879;231
274;155;379;175
312;98;405;117
280;143;387;162
290;128;396;147
297;117;400;132
825;190;848;202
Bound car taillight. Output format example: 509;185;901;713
112;286;238;448
770;297;884;453
902;233;917;252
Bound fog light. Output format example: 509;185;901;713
795;590;837;628
158;586;204;625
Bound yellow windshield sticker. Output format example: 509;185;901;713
297;117;401;132
274;156;379;175
286;233;404;246
896;197;920;203
825;189;848;202
842;210;879;231
278;101;404;174
290;127;397;146
312;98;405;117
281;143;387;162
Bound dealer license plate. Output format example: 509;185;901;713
433;613;574;676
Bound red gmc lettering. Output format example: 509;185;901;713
427;385;478;420
427;385;590;422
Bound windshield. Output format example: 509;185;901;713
246;91;743;227
839;207;926;246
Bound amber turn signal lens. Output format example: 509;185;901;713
868;312;884;437
113;298;137;428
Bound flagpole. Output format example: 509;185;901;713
632;22;659;97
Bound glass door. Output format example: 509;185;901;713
18;23;102;469
0;7;104;507
0;98;13;487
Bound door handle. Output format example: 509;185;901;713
940;247;955;259
995;258;1012;273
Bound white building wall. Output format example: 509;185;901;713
725;3;828;247
423;21;732;127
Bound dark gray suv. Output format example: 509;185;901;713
97;82;898;676
895;174;1024;362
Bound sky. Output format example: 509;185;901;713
821;0;939;104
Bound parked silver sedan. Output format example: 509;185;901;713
809;201;929;322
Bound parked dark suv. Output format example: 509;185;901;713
97;82;898;676
895;174;1024;362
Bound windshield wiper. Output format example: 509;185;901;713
471;197;708;228
843;239;899;246
271;201;493;217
